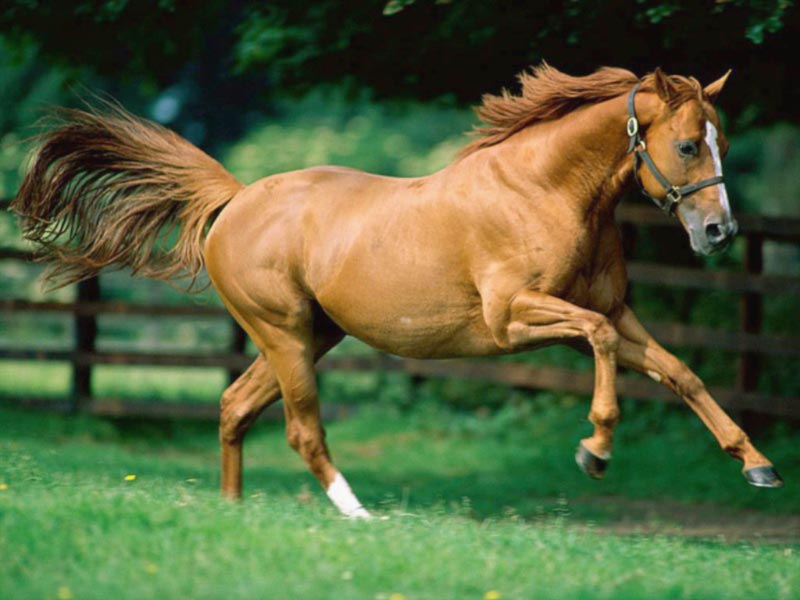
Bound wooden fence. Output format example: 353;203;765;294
2;199;800;420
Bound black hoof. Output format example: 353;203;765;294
744;465;784;488
575;443;608;480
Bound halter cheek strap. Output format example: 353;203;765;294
626;83;724;215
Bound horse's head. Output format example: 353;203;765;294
633;68;736;255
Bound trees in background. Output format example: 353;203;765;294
1;0;796;149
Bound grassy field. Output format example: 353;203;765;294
1;399;799;600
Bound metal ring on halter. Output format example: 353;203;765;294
626;117;638;138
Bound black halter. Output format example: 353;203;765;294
626;83;724;215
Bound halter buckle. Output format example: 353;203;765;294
626;117;639;138
665;186;683;208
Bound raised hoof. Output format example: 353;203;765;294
575;443;608;480
744;465;784;488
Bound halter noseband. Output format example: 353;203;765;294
626;83;724;215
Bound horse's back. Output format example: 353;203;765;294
205;166;417;276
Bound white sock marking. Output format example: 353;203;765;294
326;472;371;519
705;121;732;220
647;369;662;383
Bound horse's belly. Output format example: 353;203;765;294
315;284;499;359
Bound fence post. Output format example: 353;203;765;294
739;233;766;431
72;276;99;413
228;320;248;384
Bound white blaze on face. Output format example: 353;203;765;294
326;472;372;519
705;121;732;220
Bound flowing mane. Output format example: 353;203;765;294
459;63;704;157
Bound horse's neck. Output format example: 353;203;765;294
463;94;656;219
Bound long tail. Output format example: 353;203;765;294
11;102;244;290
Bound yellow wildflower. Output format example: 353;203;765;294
57;586;73;600
484;591;501;600
388;594;406;600
0;483;8;491
124;474;136;481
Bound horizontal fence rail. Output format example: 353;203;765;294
2;199;800;420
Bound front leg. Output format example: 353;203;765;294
614;305;783;487
486;289;621;478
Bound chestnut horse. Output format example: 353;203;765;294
12;65;783;519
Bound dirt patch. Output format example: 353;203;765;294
571;496;800;543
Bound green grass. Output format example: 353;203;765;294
0;361;228;402
1;400;799;599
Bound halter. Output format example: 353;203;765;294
626;83;724;215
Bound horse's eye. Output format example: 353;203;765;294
676;140;698;158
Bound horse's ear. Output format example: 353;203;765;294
704;69;732;103
653;67;679;104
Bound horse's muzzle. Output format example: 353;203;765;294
703;219;738;253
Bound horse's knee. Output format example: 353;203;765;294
587;316;619;355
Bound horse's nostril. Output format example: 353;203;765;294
706;222;725;244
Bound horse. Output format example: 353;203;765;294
11;64;783;519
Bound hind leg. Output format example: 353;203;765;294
264;329;371;519
220;355;280;499
227;292;370;518
210;241;369;516
220;332;345;499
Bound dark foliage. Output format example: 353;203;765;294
0;0;796;133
